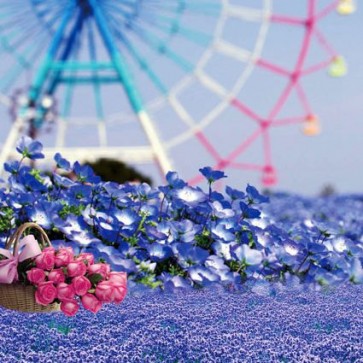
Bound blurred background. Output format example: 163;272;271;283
0;0;361;195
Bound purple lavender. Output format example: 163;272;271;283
0;284;362;362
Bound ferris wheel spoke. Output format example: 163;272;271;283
269;14;305;26
256;59;291;77
107;1;221;17
30;0;65;33
313;28;337;58
225;5;266;22
0;9;34;29
272;116;306;127
101;2;138;21
315;0;339;20
195;70;227;98
103;1;216;65
60;17;84;119
85;19;104;120
127;23;194;72
214;40;252;63
168;95;196;129
195;130;221;161
231;99;261;123
262;129;272;166
294;83;312;115
47;10;85;95
0;40;46;92
2;17;49;52
0;37;31;69
0;31;51;93
176;2;221;16
105;17;168;94
137;16;212;47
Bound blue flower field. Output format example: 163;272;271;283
0;137;362;362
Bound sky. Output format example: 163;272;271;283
0;0;362;196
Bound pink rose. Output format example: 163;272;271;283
35;281;57;306
112;283;127;304
95;280;127;304
42;246;55;253
72;275;91;296
26;268;46;285
95;281;115;303
67;261;87;277
57;282;75;301
75;253;94;266
48;268;66;284
60;299;79;317
55;247;74;267
81;293;102;313
88;263;110;279
108;271;127;286
35;250;55;271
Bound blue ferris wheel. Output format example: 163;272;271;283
0;0;352;185
0;0;230;177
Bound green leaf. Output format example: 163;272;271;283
88;273;103;286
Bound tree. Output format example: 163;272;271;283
85;158;152;185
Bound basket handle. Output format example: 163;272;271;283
5;222;52;256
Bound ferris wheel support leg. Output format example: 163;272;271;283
137;110;173;176
0;118;25;177
88;0;173;177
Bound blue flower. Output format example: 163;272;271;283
225;185;245;200
16;136;44;160
169;220;199;243
246;184;269;204
148;243;173;262
231;244;263;266
114;209;139;226
239;201;261;219
203;255;236;283
162;275;192;292
25;200;62;229
175;186;207;207
188;265;220;284
166;171;187;187
52;173;75;188
349;258;363;284
73;161;101;184
211;222;235;242
175;243;209;267
211;201;234;218
212;240;235;260
54;153;72;171
199;166;227;184
4;161;21;174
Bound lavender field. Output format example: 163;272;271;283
0;282;362;362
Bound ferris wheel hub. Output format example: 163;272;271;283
77;0;93;16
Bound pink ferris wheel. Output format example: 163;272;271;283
0;0;356;186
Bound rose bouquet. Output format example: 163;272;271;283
0;223;127;316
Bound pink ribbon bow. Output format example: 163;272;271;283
0;235;42;284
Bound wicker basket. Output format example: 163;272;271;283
0;222;60;313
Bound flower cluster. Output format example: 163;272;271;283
25;246;127;316
0;136;362;295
